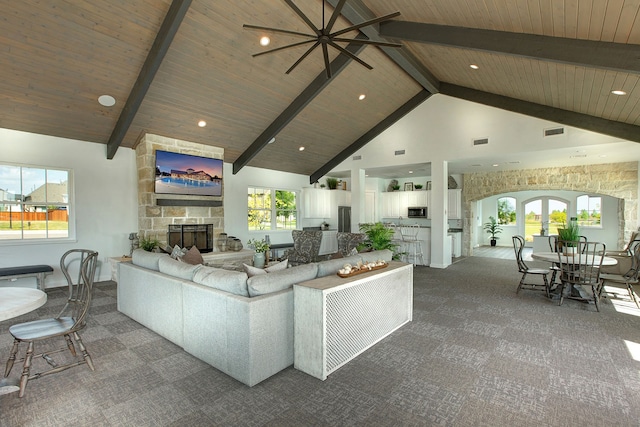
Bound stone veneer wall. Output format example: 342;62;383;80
136;133;224;246
461;162;638;257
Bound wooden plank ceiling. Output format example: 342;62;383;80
1;0;639;178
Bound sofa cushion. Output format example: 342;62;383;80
316;254;363;278
360;249;393;263
243;259;289;277
132;249;169;271
193;266;249;297
182;246;204;265
170;244;188;260
158;256;202;281
247;263;318;297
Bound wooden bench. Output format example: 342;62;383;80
0;265;53;290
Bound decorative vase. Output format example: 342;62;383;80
253;252;265;268
217;233;228;252
229;238;243;251
563;246;576;256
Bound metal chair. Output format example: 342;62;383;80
4;249;98;397
513;235;551;297
600;239;640;308
556;240;605;311
400;224;424;266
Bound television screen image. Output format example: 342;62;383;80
154;150;223;196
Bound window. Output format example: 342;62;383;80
497;197;516;225
576;195;601;227
248;187;297;230
0;164;71;240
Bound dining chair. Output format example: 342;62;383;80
600;239;640;308
556;240;605;311
512;235;551;298
547;235;562;286
4;249;98;397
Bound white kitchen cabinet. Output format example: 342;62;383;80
332;190;351;207
381;192;409;218
407;191;428;207
302;188;331;218
448;189;462;219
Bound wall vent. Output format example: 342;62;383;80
544;127;565;137
352;155;362;161
473;138;489;146
394;150;405;156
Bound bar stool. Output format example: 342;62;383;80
401;224;424;266
385;223;405;257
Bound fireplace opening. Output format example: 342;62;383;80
167;224;213;253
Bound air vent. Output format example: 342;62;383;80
473;138;489;146
394;150;405;156
352;155;362;161
544;127;565;137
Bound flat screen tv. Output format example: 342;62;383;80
154;150;223;196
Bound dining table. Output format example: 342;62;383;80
531;251;618;267
0;287;47;395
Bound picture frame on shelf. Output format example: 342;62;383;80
426;181;432;190
404;182;414;191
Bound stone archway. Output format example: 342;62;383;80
460;162;638;256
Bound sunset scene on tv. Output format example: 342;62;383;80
154;150;223;196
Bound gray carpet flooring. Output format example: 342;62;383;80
2;256;640;426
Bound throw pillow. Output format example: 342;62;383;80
181;246;204;265
243;259;289;278
170;244;187;260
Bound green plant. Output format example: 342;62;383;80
139;236;160;252
558;220;580;246
392;184;401;191
357;222;400;259
326;177;338;189
414;184;423;189
247;238;270;253
483;216;502;240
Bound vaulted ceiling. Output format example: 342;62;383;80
2;0;639;181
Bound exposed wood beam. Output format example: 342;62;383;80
106;0;191;159
310;90;432;183
380;21;640;74
232;36;367;175
440;83;640;143
325;0;439;93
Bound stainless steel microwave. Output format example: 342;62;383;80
408;207;427;218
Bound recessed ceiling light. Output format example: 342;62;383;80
299;146;305;151
492;164;499;167
470;64;479;70
198;120;207;127
612;90;627;95
358;94;366;100
408;170;413;174
260;36;270;46
267;137;275;144
98;95;116;107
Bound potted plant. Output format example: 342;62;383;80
326;177;338;190
139;235;160;252
483;216;502;246
392;184;401;191
247;238;270;268
414;184;423;190
557;220;580;254
357;222;401;259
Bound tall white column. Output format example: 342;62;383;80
350;168;366;232
430;160;452;268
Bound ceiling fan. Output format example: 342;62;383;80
244;0;402;79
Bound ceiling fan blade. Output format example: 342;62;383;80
333;37;402;48
284;0;321;36
285;41;320;74
325;0;347;33
322;43;332;79
243;24;316;39
253;39;317;57
328;41;373;70
331;11;401;38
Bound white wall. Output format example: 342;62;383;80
0;128;138;287
223;163;310;246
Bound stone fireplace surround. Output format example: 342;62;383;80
135;134;224;248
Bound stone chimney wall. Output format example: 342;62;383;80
135;133;224;247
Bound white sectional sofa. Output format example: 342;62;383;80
118;248;394;386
